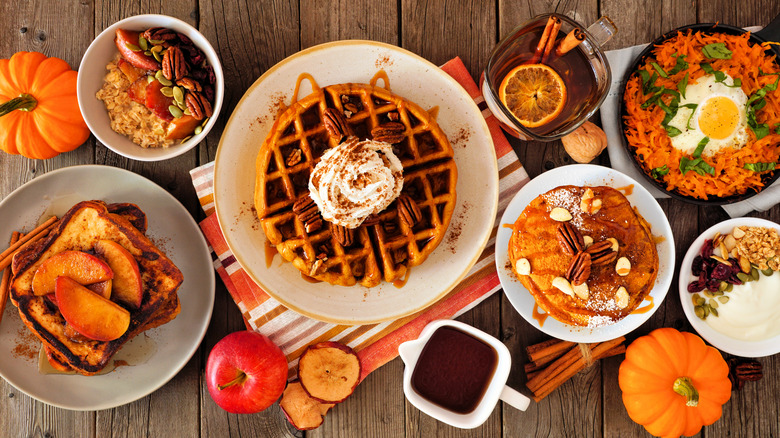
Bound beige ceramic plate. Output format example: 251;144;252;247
214;40;498;324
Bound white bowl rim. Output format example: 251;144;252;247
77;14;224;162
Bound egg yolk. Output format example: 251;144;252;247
698;96;739;140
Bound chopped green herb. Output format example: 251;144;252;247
665;125;682;137
744;162;776;172
651;62;669;78
680;103;698;130
680;138;715;176
692;137;709;158
668;54;689;76
702;42;733;59
651;165;670;179
746;71;780;138
678;72;689;98
643;72;659;94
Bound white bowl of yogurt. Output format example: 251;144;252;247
679;217;780;357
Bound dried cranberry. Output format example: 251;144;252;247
203;84;214;102
691;255;704;276
178;33;193;45
688;279;706;293
700;240;714;258
706;279;722;292
205;64;216;84
711;263;732;280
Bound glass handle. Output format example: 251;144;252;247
587;16;617;47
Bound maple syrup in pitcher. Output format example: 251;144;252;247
482;13;615;140
410;326;498;414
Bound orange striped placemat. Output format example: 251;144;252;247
190;57;530;380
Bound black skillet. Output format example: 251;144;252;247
618;13;780;205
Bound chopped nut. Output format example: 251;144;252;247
732;226;746;239
723;234;737;251
710;255;732;266
572;282;589;300
286;148;302;167
616;257;631;276
550;207;572;222
580;188;594;212
515;258;531;276
614;286;629;309
590;198;602;214
309;259;324;276
607;237;619;252
739;255;751;274
583;236;594;248
552;277;575;297
719;242;729;260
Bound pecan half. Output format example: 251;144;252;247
340;95;363;117
372;122;406;144
293;195;322;233
185;91;213;120
323;108;352;141
585;240;618;266
565;252;592;286
176;77;202;92
557;222;584;255
162;46;188;81
330;222;354;247
397;195;422;227
286;149;302;167
143;27;178;42
729;358;763;390
362;214;381;227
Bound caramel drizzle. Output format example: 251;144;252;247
532;303;549;327
616;184;634;196
370;70;391;90
392;267;412;288
631;295;654;314
292;73;321;105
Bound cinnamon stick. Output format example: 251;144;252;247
0;217;58;271
541;18;563;63
0;232;21;326
530;16;561;64
526;339;575;363
526;344;625;382
555;28;585;56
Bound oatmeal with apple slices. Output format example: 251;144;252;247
96;27;216;148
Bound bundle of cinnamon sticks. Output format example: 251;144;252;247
524;337;626;401
0;217;59;325
530;16;586;65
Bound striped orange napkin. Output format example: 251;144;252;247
190;57;530;380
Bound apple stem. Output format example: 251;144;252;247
218;371;248;390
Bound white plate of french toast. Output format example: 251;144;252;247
213;41;498;324
496;165;675;342
0;165;214;410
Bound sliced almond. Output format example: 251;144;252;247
515;258;531;276
712;232;723;247
552;276;574;297
710;255;732;266
614;286;629;309
607;237;619;252
731;247;739;258
580;188;594;212
583;236;594;248
550;207;572;222
732;226;746;239
739;256;751;274
616;257;631;276
590;198;602;214
572;282;589;300
723;234;737;251
719;242;729;260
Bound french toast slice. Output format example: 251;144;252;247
9;200;183;375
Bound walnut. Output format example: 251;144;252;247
561;121;607;163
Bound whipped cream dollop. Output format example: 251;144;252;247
309;137;403;229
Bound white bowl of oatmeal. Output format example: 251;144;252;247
77;14;223;161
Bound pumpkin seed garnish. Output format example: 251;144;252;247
152;50;162;62
200;117;209;127
173;86;184;104
725;283;733;292
168;105;184;118
183;108;192;116
181;135;192;143
712;290;724;297
125;43;141;52
160;87;174;97
176;100;187;110
710;306;719;317
144;50;152;56
762;268;774;276
703;304;711;318
139;36;149;51
694;305;706;319
149;39;165;45
736;272;750;283
750;267;760;281
696;295;705;306
718;281;728;292
155;70;172;86
709;299;719;309
718;296;730;304
147;75;156;84
703;290;713;298
194;125;203;135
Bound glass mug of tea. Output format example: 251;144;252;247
482;13;616;141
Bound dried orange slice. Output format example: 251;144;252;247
499;64;567;128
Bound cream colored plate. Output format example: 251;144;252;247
214;40;498;324
0;165;214;410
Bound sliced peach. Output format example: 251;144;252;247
115;28;159;70
127;77;148;104
93;240;143;309
54;276;130;342
145;79;175;122
85;279;112;300
32;251;114;296
166;115;200;139
117;58;147;83
279;381;334;430
298;342;361;403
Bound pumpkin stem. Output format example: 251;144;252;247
673;377;700;407
0;94;38;116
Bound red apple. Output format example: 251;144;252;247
55;276;130;342
32;250;114;296
93;240;143;309
206;331;288;414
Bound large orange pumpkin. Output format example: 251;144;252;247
618;328;731;438
0;51;89;159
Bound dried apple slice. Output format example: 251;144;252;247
298;341;361;403
279;381;334;430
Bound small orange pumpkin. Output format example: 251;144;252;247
0;52;89;159
618;328;731;438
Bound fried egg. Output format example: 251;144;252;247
667;73;749;156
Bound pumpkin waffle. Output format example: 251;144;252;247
255;81;457;287
9;200;183;375
508;186;658;327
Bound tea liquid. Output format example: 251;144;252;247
488;24;599;135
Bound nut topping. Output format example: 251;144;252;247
614;286;629;309
330;222;354;247
515;258;531;276
729;358;763;390
286;149;302;167
566;252;592;286
583;236;594;248
607;237;619;252
293;195;322;233
585;240;618;266
143;27;178;42
323;108;352;141
580;188;601;214
397;195;422;227
340;95;362;117
176;77;202;92
572;282;589;300
615;257;631;276
550;207;572;222
371;122;406;144
185;91;213;120
162;46;188;81
552;277;575;297
557;222;584;255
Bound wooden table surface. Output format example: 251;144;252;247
2;1;779;436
